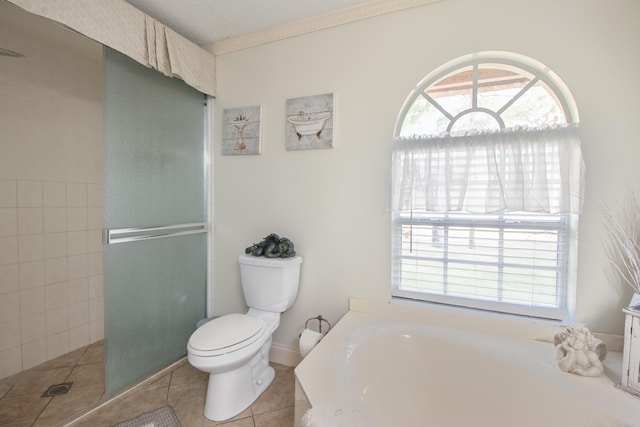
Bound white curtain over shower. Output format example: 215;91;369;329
5;0;216;96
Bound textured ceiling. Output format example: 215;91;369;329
124;0;376;47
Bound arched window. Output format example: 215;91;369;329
391;52;583;320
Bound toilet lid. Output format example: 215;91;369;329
188;313;265;356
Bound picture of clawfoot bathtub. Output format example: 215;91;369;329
287;111;331;140
286;93;334;150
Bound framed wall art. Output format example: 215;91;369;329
222;105;262;155
286;93;333;150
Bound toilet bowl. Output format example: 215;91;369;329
187;311;278;420
186;254;302;421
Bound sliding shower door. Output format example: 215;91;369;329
103;48;207;396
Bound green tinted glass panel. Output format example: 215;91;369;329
103;48;206;396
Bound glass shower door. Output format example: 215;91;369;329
103;48;207;396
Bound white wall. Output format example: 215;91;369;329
213;0;640;353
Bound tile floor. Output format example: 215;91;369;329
0;341;295;427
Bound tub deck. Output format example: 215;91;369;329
295;299;640;427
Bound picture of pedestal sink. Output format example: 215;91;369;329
222;106;262;155
231;117;250;150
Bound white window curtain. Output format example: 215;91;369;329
391;124;584;215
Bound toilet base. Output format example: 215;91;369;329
203;340;275;421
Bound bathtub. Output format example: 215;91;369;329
294;299;640;427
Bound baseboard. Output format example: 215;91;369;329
270;343;302;367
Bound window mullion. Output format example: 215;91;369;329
472;64;478;109
496;76;540;116
421;91;454;121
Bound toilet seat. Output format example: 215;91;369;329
188;313;266;357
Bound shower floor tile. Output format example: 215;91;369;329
0;340;105;426
0;341;295;426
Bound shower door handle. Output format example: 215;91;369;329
103;222;208;244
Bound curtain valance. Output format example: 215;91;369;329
7;0;216;96
391;124;584;214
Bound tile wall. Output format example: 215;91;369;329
0;179;104;378
0;2;104;379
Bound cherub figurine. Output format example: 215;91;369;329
554;325;604;377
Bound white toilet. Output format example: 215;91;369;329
187;254;302;421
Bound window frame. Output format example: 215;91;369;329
391;52;580;321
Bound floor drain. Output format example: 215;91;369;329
42;382;73;398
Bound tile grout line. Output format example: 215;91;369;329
32;345;88;425
63;356;187;426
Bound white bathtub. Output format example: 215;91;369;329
295;299;640;427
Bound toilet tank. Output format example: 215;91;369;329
239;254;302;312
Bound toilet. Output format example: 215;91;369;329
187;254;302;421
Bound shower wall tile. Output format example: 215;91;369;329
90;318;104;342
68;278;89;304
44;233;67;259
0;208;18;236
69;324;90;350
46;307;69;336
0;319;20;352
17;181;43;207
22;339;46;370
43;182;66;207
0;347;21;379
88;252;103;276
20;287;45;316
87;230;103;253
2;19;103;377
19;261;44;290
69;301;89;328
47;331;69;360
0;180;17;208
89;275;103;299
44;207;67;233
0;236;18;265
67;183;87;207
44;258;67;285
68;231;88;255
67;207;87;231
18;235;44;262
88;184;103;207
68;255;88;280
17;208;43;235
89;297;104;323
88;206;103;230
0;182;104;379
45;282;68;311
0;264;19;294
0;292;19;323
21;313;45;343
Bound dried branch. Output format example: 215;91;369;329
603;193;640;294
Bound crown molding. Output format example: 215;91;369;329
210;0;442;56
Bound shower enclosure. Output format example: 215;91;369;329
103;47;208;396
1;2;208;401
